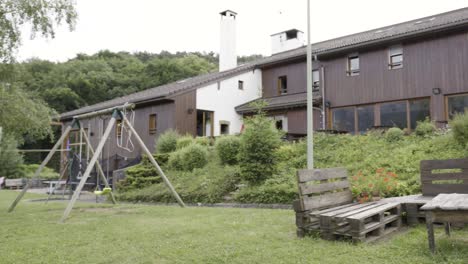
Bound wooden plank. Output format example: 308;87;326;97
302;191;353;211
299;180;350;195
316;203;378;217
422;183;468;196
334;203;387;220
421;172;468;181
310;203;359;216
297;168;347;183
347;203;400;220
420;159;468;171
422;194;468;210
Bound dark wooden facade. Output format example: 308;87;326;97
259;29;468;133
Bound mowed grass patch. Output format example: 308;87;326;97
1;191;468;263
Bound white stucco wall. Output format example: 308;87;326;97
271;31;305;54
196;69;262;136
220;12;237;71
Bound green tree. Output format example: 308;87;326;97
0;0;77;63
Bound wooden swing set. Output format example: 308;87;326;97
7;103;185;222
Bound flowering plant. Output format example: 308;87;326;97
350;168;399;203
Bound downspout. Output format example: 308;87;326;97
320;64;326;129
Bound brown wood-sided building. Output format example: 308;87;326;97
236;7;468;135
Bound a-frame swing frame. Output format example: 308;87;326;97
8;104;185;222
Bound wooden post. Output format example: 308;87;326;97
8;125;73;213
60;116;117;222
444;222;451;237
122;115;185;207
426;211;435;253
80;127;117;204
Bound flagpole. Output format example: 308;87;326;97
306;0;314;169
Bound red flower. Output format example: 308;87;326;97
376;168;384;173
384;177;389;182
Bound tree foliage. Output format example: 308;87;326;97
0;0;77;63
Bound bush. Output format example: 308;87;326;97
117;155;162;191
385;127;404;142
19;164;59;180
0;134;23;178
156;130;179;153
215;136;241;165
234;175;297;204
450;112;468;146
194;137;211;146
239;114;282;184
415;119;435;136
168;143;208;171
176;135;194;150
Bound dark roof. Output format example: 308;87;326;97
257;7;468;67
60;63;255;119
60;7;468;120
235;92;322;114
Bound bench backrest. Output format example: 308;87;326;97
5;178;25;187
420;158;468;196
297;168;353;212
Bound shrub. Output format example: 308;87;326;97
450;112;468;146
0;134;23;178
215;136;241;165
19;164;59;180
156;130;179;153
176;135;194;150
234;175;297;204
385;127;404;142
169;144;208;171
415;119;435;136
194;137;211;146
117;155;162;191
239;113;282;184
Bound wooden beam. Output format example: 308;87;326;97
8;125;73;213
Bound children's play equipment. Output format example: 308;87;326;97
7;103;185;222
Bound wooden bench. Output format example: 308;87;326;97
5;178;25;189
294;168;402;242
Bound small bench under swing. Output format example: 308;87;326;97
8;103;185;222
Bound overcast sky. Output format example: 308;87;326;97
16;0;468;62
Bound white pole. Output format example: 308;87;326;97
306;0;314;169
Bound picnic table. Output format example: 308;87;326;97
421;193;468;253
43;180;67;194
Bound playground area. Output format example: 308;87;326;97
1;191;468;264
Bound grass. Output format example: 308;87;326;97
1;191;468;263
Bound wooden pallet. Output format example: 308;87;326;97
313;202;402;243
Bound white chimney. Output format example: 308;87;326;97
271;29;305;54
219;10;237;71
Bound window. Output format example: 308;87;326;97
380;101;407;129
286;30;298;40
447;94;468;119
389;45;403;69
347;55;360;76
197;110;214;137
271;115;288;132
332;108;355;133
410;99;430;129
312;70;320;91
220;121;230;135
149;114;157;134
238;80;244;90
357;105;374;133
116;120;122;137
278;76;287;95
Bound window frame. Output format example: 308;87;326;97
277;75;288;95
445;93;468;120
347;54;360;76
238;80;244;90
149;114;157;134
312;69;320;91
388;45;403;70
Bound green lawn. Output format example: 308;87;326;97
1;191;467;264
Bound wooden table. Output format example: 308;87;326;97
421;193;468;253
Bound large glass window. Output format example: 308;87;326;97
380;101;407;129
357;105;374;133
447;95;468;119
332;108;355;133
410;99;430;129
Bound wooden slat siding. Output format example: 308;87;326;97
173;90;197;136
346;203;400;220
420;158;468;171
297;168;348;183
302;191;353;211
300;180;350;195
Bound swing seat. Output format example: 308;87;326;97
94;190;103;195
